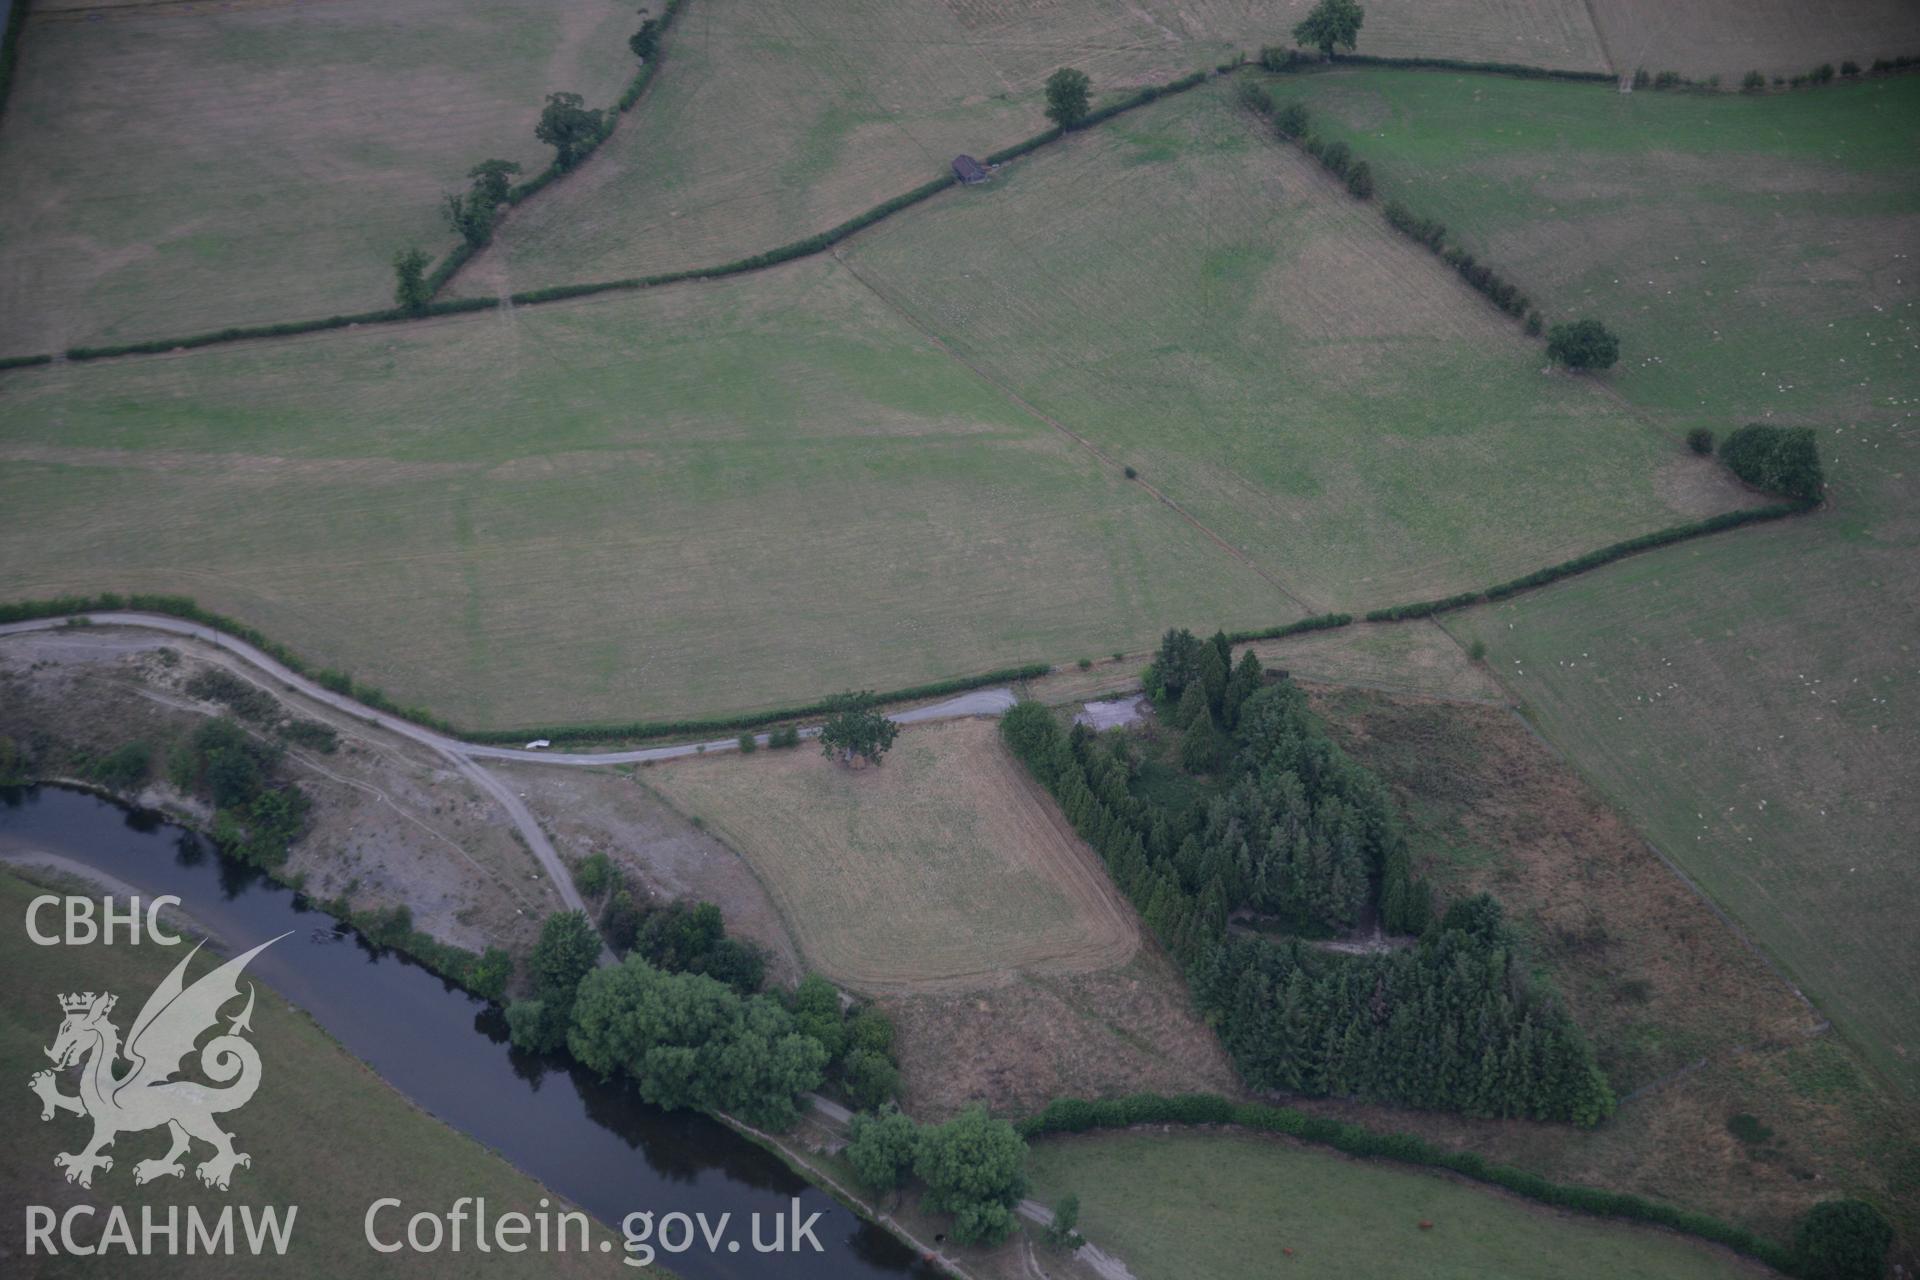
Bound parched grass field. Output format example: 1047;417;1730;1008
0;871;615;1276
0;0;636;354
1269;71;1920;425
1586;0;1920;82
0;257;1285;728
1443;423;1920;1100
464;0;1608;297
844;81;1754;613
644;717;1139;992
1023;1130;1769;1280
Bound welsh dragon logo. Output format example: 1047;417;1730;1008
29;934;287;1191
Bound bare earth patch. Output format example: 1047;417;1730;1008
883;947;1240;1121
490;760;805;986
0;625;563;954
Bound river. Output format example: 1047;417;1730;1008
0;785;937;1279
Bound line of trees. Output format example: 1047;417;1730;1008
1000;631;1614;1125
393;2;691;305
504;906;902;1126
1263;97;1577;346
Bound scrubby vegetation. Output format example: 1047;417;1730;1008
183;668;335;751
567;856;768;993
168;718;312;869
1001;630;1614;1126
1794;1199;1893;1280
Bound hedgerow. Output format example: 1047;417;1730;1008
463;664;1051;746
1382;200;1444;251
35;60;1225;367
1363;500;1815;620
0;353;52;371
1014;1093;1796;1273
1224;612;1352;644
418;0;692;299
501;0;689;207
1257;49;1612;84
0;501;1813;744
1293;138;1532;320
0;0;30;122
0;592;1055;747
1327;52;1614;83
1365;589;1485;622
0;593;456;733
64;297;499;361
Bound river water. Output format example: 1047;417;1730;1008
0;785;937;1279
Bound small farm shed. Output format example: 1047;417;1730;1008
952;155;988;184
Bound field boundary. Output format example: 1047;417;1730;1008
1016;1094;1798;1274
1363;499;1814;620
425;0;692;299
0;500;1818;742
7;42;1920;369
0;0;31;122
6;61;1232;368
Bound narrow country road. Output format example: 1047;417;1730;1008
1015;1200;1139;1280
0;613;1023;915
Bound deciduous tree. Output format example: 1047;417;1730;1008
1294;0;1364;58
392;248;432;313
629;13;661;60
914;1105;1028;1245
846;1105;920;1192
1545;317;1619;371
818;691;899;766
1044;68;1092;129
536;92;605;170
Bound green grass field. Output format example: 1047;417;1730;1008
0;257;1283;728
0;871;614;1276
1267;71;1920;425
0;0;635;354
1023;1130;1766;1279
1232;66;1920;1100
466;0;1606;298
844;81;1754;613
1444;423;1920;1098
